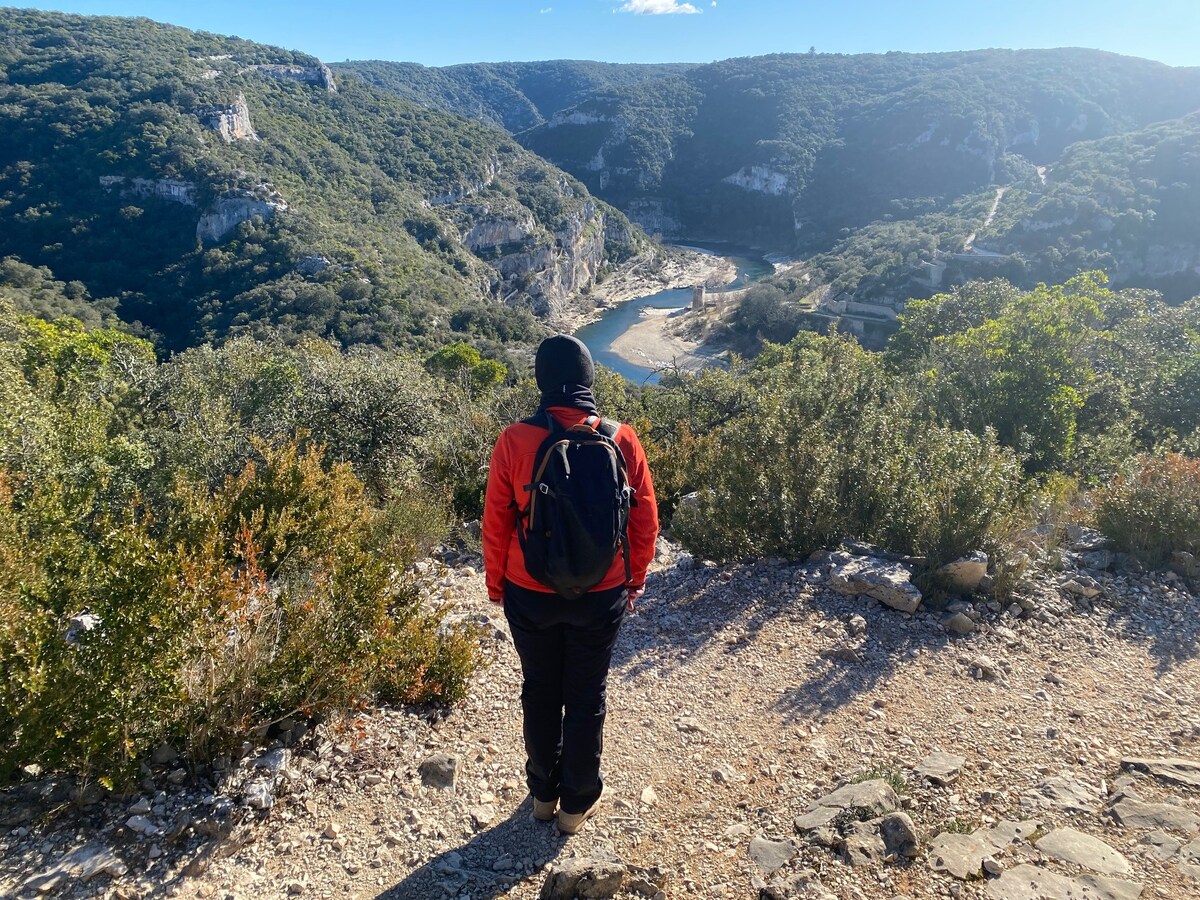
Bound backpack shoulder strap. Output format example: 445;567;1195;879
520;410;561;432
597;418;621;440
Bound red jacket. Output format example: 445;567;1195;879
483;406;659;601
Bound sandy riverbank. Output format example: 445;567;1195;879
608;306;714;374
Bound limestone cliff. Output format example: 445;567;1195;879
99;176;196;206
197;187;289;243
200;94;258;142
249;63;337;93
445;173;635;321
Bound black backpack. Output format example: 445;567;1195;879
516;411;634;599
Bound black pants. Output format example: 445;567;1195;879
503;581;627;815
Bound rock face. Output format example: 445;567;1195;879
829;557;922;613
250;63;337;93
197;190;289;243
722;165;789;196
201;93;258;142
99;176;196;206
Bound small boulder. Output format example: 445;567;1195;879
878;812;920;859
840;822;887;867
540;855;626;899
916;751;966;786
829;557;922;614
942;612;976;635
936;551;989;593
749;836;798;875
419;753;459;790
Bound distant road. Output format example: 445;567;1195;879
963;186;1008;253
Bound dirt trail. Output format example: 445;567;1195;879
963;187;1008;253
4;539;1200;900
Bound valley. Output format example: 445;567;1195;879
0;8;1198;900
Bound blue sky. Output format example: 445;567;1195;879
18;0;1200;67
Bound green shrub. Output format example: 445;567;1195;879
0;431;477;786
1094;453;1200;566
669;334;1025;567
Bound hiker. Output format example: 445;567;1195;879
482;334;659;834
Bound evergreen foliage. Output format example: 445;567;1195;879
0;8;635;352
356;50;1200;305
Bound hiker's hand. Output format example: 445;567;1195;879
488;596;504;607
626;586;644;611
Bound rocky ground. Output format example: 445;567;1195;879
3;529;1200;900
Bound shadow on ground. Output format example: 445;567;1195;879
614;563;955;721
376;798;566;900
1097;578;1200;676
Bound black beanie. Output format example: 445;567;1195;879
535;334;594;391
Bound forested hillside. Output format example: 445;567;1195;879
0;9;642;351
349;50;1200;305
337;59;693;133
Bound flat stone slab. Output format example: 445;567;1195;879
1022;774;1099;814
916;750;966;786
1036;827;1131;875
1108;796;1200;833
1120;757;1200;788
1140;830;1180;861
809;779;900;816
1182;838;1200;863
748;836;798;875
987;864;1143;900
829;557;922;613
928;821;1041;881
929;831;995;879
793;805;841;831
986;820;1042;850
23;844;128;893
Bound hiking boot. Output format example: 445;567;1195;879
532;798;558;821
556;797;601;834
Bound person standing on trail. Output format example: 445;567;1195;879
482;334;659;834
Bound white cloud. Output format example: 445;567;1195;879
539;6;553;11
617;0;702;14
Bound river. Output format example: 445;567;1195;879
574;243;773;384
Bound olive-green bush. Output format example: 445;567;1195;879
665;334;1025;567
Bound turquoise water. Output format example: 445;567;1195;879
575;243;772;385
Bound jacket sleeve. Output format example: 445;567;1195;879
482;429;516;602
623;426;659;588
